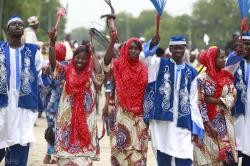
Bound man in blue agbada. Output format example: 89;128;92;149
0;16;46;166
226;32;250;166
141;35;204;166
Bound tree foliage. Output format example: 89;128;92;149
1;0;242;50
191;0;240;48
94;0;242;50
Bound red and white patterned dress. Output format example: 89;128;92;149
194;73;237;165
54;63;104;166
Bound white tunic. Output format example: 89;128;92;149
0;46;46;148
23;27;43;47
140;54;201;160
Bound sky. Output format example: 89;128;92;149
60;0;198;32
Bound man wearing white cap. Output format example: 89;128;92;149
23;16;43;47
0;16;46;166
141;35;204;166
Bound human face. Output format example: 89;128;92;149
215;49;226;70
73;51;89;71
189;54;196;63
128;41;141;61
31;23;39;30
243;39;250;57
7;21;24;37
170;45;186;63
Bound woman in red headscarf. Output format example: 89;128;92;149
103;32;149;165
193;46;238;166
47;29;104;166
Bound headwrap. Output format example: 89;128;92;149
65;45;93;148
55;42;66;62
169;35;187;46
7;16;23;28
198;46;234;120
113;37;148;115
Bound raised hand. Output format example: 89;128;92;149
151;35;160;46
48;28;57;46
110;31;118;44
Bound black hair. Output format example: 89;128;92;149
81;40;90;45
73;45;90;57
156;47;165;57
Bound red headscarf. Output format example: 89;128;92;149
113;37;148;116
65;45;92;148
55;42;66;61
198;46;234;120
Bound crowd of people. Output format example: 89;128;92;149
0;14;249;166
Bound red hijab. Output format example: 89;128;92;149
65;45;92;148
113;37;148;116
198;46;234;120
55;42;66;61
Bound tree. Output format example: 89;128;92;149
191;0;240;48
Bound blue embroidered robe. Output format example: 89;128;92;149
144;58;198;131
0;41;40;110
231;60;248;115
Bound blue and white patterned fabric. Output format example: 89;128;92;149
231;59;247;115
0;41;40;110
141;37;204;160
169;35;187;46
144;58;197;131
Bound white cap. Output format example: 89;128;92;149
27;16;39;25
7;16;23;28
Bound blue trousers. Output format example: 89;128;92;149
239;151;250;166
157;150;192;166
0;148;5;162
5;144;30;166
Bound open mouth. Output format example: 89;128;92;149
14;29;23;33
76;63;83;67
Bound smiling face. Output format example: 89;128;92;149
73;46;90;71
215;49;226;70
169;44;186;64
7;20;24;38
127;41;142;61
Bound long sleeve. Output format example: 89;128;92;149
225;51;244;75
197;77;210;122
139;38;159;67
190;77;204;139
139;39;161;83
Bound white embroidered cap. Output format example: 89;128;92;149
7;16;23;28
241;32;250;40
169;35;187;46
